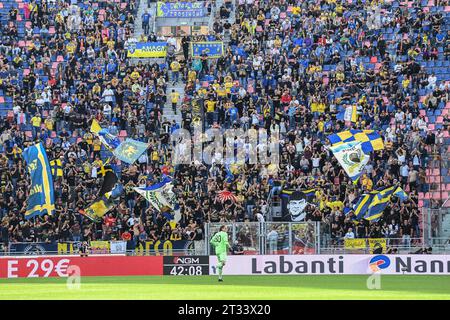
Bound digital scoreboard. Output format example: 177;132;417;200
163;256;210;275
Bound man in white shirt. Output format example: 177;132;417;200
400;163;409;186
13;104;21;116
102;85;115;105
267;227;278;254
427;73;437;90
344;228;355;239
167;34;177;50
41;87;52;110
256;211;265;223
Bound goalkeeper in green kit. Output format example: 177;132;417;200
210;225;231;282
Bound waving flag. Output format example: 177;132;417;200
329;141;369;182
364;186;408;221
90;119;120;151
113;138;149;164
342;105;358;124
216;190;238;203
353;186;408;221
97;165;118;197
225;165;234;183
82;166;122;222
83;196;115;222
134;177;180;221
327;130;384;153
353;192;376;220
22;143;55;219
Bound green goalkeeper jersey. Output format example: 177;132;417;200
210;231;229;255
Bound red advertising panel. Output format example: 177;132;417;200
0;255;163;278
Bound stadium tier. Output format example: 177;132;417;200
0;0;449;258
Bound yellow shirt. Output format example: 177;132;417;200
361;176;373;191
336;72;345;81
31;116;42;127
170;61;181;72
93;139;102;151
170;91;180;103
44;118;54;131
217;87;227;97
326;200;344;211
93;159;104;169
66;42;76;54
92;84;101;95
188;70;196;82
84;133;93;145
130;71;140;80
402;79;410;88
206;100;216;113
212;83;220;91
197;87;207;97
224;82;233;93
318;121;324;132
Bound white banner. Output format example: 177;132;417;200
210;255;450;275
110;241;127;254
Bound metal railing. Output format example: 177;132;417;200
205;221;320;255
3;222;450;256
426;208;450;242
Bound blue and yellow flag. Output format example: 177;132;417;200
90;119;121;151
327;130;384;153
364;186;408;221
113;138;149;164
353;193;375;220
354;186;408;222
22;143;55;219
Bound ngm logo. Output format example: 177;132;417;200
173;257;200;265
369;255;390;272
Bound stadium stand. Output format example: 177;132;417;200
0;0;448;254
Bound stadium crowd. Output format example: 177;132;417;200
0;0;449;252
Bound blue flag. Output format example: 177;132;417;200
22;143;55;219
113;138;149;164
98;129;121;150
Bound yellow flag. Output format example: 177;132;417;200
90;119;102;134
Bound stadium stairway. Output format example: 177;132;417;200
151;0;219;125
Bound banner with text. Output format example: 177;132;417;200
156;2;206;18
0;256;163;278
127;42;168;58
134;240;193;256
9;242;81;255
191;41;224;58
210;255;450;275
